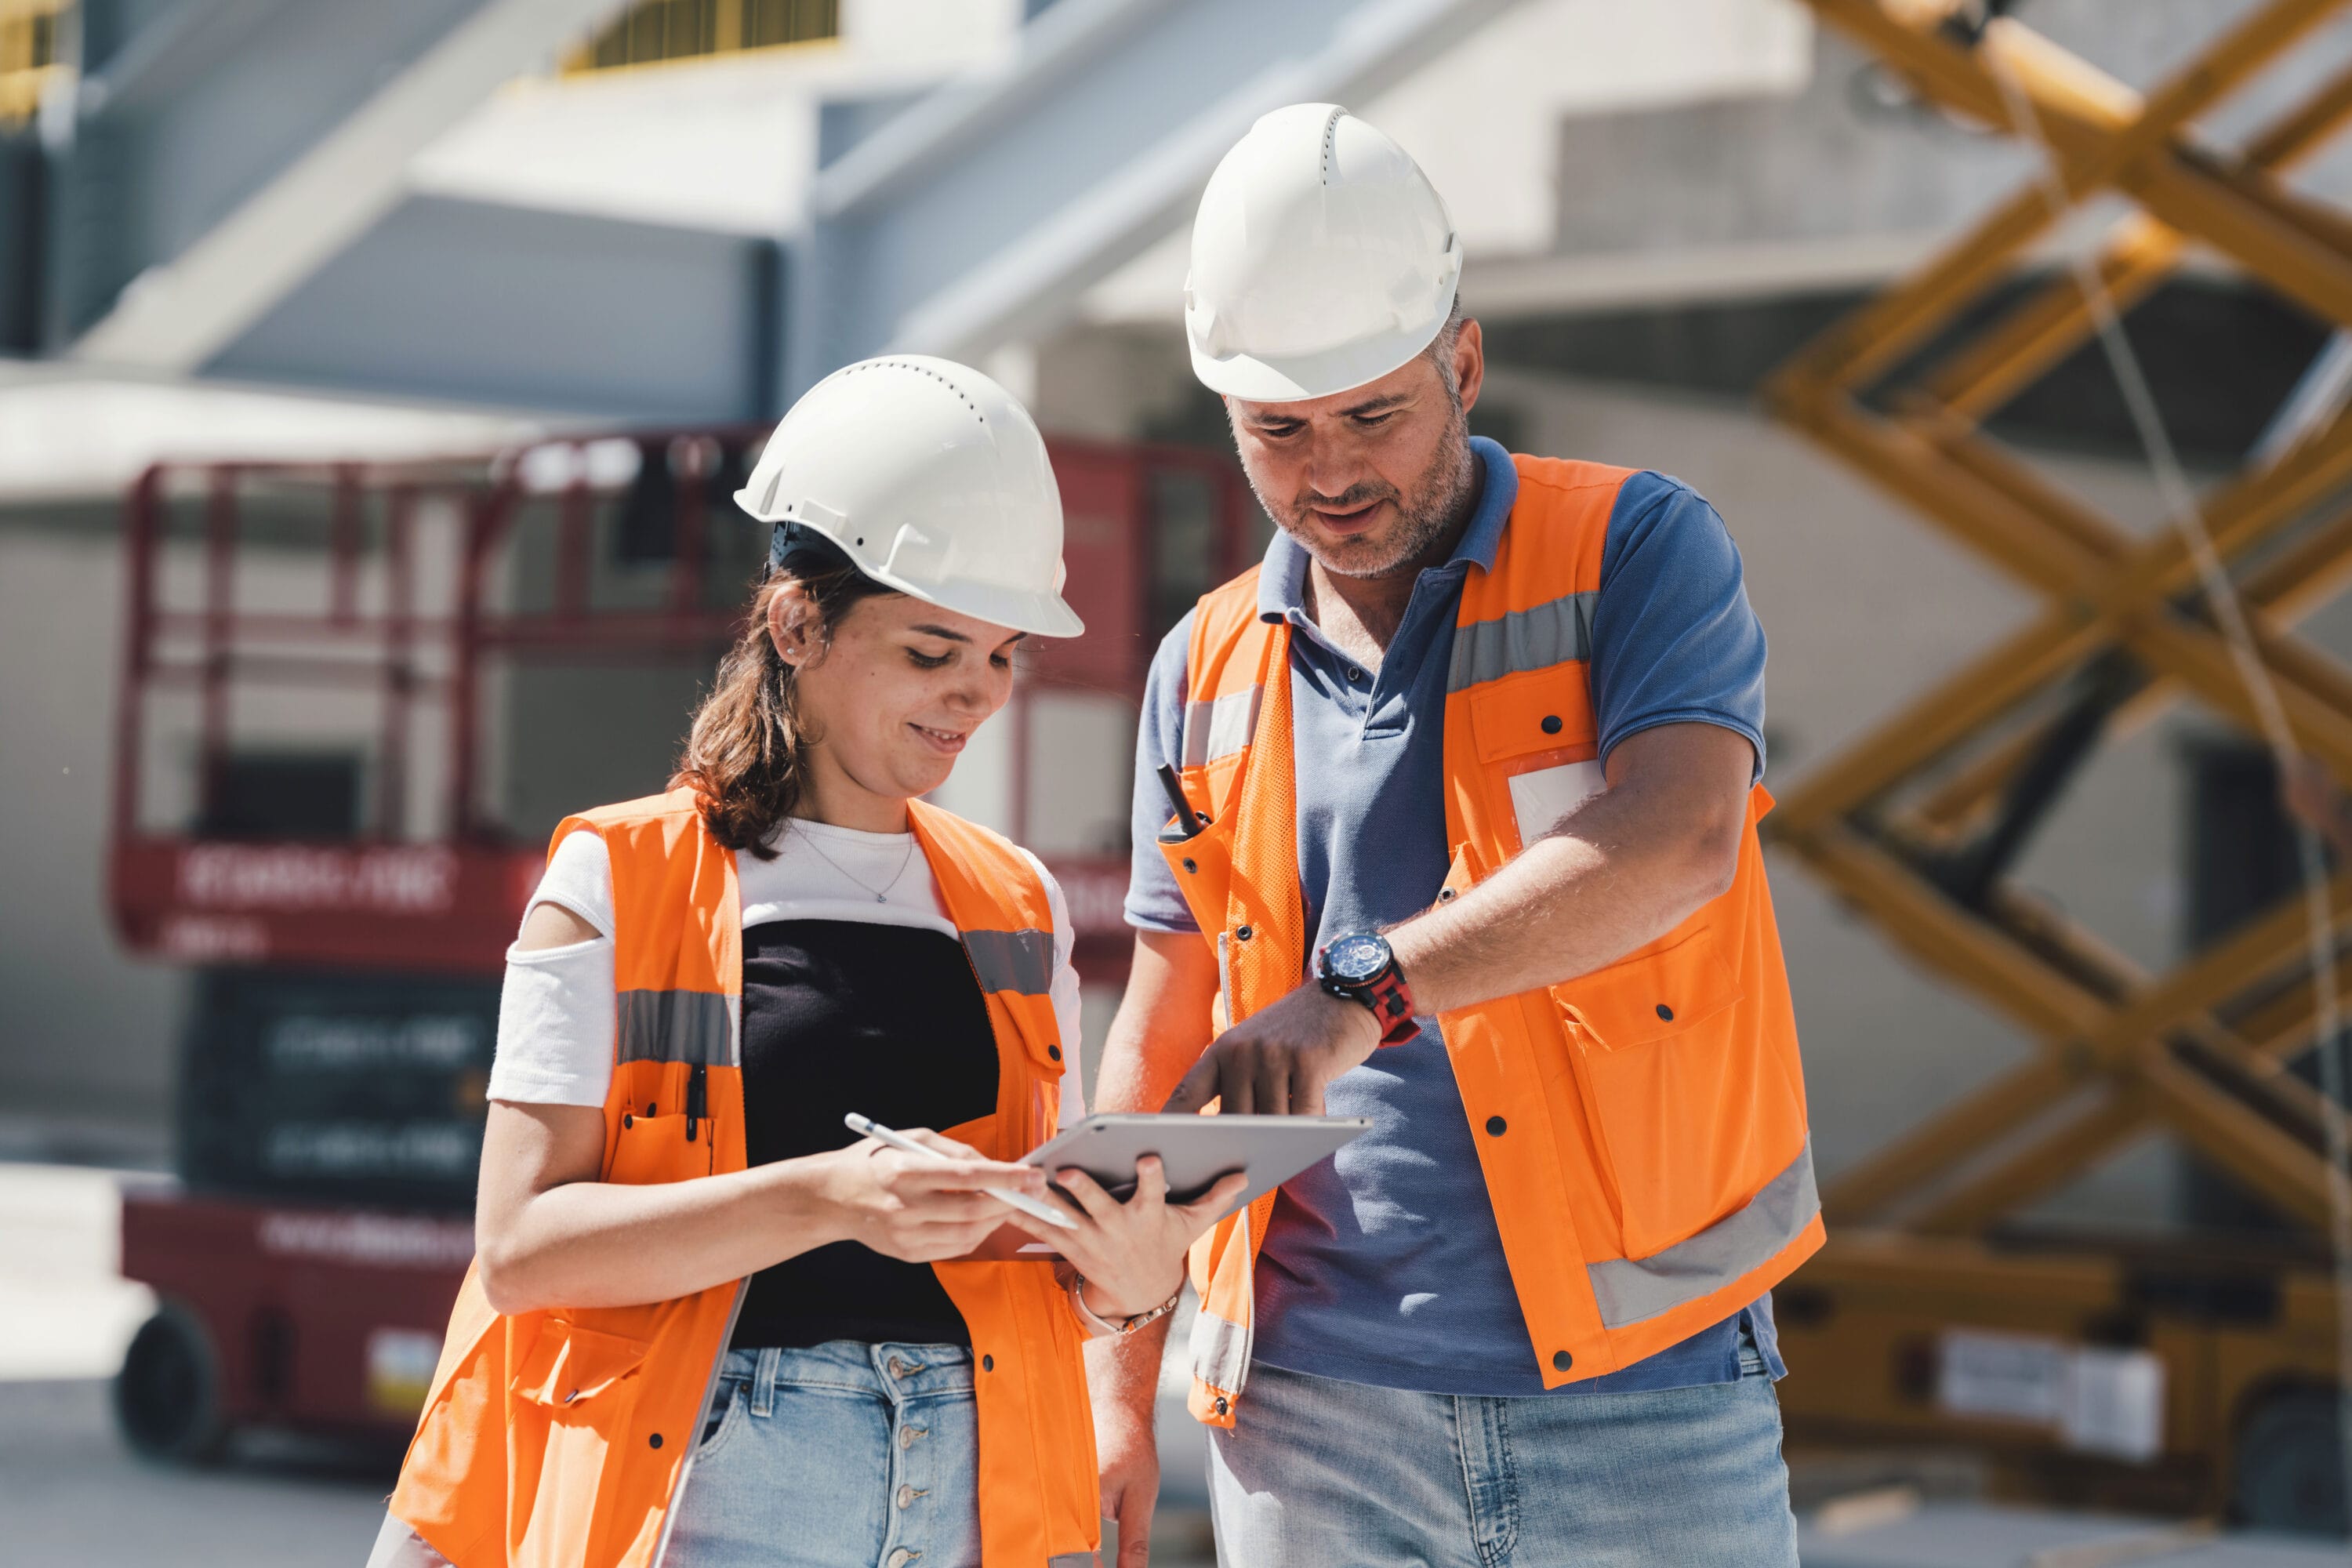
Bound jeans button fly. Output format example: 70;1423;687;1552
886;1552;914;1568
899;1425;924;1450
886;1356;908;1377
897;1483;925;1508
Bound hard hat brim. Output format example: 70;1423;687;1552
908;575;1087;641
734;493;1086;640
1188;286;1458;405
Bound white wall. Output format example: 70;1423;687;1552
0;521;188;1131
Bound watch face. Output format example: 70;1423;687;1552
1325;932;1391;985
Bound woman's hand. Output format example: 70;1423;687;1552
1016;1156;1250;1319
817;1129;1051;1264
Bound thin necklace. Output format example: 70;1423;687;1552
789;818;918;904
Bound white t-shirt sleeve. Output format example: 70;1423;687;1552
1018;848;1087;1128
486;830;617;1108
528;826;615;935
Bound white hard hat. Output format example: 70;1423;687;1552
735;355;1083;638
1185;104;1463;403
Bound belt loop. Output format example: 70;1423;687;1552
750;1346;782;1418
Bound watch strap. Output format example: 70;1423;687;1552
1317;942;1418;1046
1359;968;1419;1044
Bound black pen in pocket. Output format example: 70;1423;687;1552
1157;763;1208;841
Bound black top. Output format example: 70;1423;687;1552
731;919;1001;1349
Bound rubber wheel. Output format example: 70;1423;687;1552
2234;1387;2348;1536
113;1302;230;1465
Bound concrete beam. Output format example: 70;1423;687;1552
208;195;780;422
789;0;1536;391
70;0;627;373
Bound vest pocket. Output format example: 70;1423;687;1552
1556;925;1780;1261
1467;667;1594;763
512;1318;651;1407
509;1316;658;1566
1465;670;1602;852
606;1112;712;1184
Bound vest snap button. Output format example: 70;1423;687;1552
622;1114;633;1130
1541;714;1563;735
1485;1116;1506;1137
1236;925;1253;940
1552;1350;1573;1371
1214;1396;1229;1415
1047;1044;1062;1061
645;1104;656;1117
648;1432;663;1449
982;1354;995;1371
1181;858;1198;874
1656;1004;1674;1022
1439;888;1455;902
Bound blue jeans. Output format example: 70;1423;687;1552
1207;1330;1798;1567
666;1341;980;1568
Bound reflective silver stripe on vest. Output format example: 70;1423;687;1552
1047;1556;1098;1568
616;989;733;1065
964;927;1054;996
1181;686;1263;768
1189;1200;1255;1399
1447;591;1599;692
1587;1138;1819;1330
364;1513;453;1568
1189;1296;1251;1396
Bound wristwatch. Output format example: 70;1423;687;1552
1316;931;1420;1045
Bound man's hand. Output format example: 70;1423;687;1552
1096;1396;1161;1568
1162;982;1385;1115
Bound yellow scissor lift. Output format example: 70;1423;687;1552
1762;0;2352;1524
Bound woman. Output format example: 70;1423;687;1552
369;358;1240;1568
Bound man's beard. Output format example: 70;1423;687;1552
1254;414;1478;580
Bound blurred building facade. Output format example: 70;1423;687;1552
4;0;2350;1249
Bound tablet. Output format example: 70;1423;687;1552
958;1112;1370;1261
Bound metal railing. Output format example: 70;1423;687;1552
561;0;837;74
0;0;67;127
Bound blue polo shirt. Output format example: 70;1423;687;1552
1123;438;1785;1396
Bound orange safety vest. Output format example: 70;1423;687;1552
379;789;1100;1568
1166;456;1822;1425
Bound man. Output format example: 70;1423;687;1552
1085;104;1819;1566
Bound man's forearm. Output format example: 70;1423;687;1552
1086;1312;1172;1426
1388;726;1751;1015
1098;929;1220;1114
1089;930;1218;1421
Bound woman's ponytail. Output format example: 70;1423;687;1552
671;543;892;857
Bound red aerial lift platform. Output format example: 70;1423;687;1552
103;429;1258;1457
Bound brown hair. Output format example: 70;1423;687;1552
670;540;897;858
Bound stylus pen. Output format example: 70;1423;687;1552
843;1112;1077;1229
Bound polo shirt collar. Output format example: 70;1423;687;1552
1256;436;1519;622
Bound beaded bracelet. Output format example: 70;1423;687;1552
1069;1272;1183;1340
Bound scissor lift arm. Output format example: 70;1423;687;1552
1765;0;2352;1517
